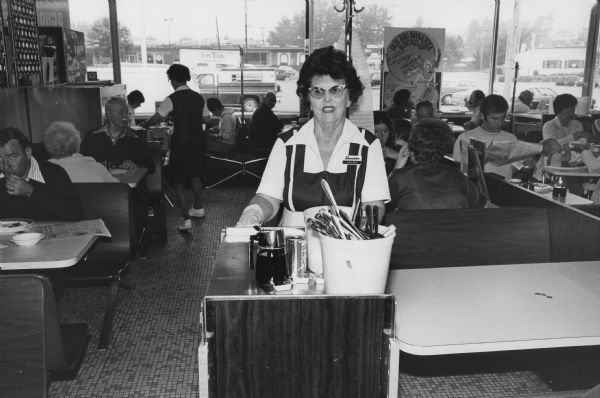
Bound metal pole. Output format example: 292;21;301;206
108;0;121;83
244;0;248;52
488;0;500;95
379;47;385;110
216;17;221;50
582;1;600;100
240;46;245;122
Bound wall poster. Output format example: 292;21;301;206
383;27;445;111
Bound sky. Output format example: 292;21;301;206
67;0;596;44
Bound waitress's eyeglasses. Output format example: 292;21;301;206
308;84;347;99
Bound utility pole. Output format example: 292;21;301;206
244;0;248;52
216;17;221;49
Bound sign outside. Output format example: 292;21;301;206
179;49;241;71
383;28;445;110
36;0;70;29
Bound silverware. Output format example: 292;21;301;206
320;179;341;217
365;205;373;236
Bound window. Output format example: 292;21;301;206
542;60;562;69
566;60;584;68
67;0;600;115
496;0;595;113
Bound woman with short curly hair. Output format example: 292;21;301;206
388;118;485;210
44;121;117;183
237;46;390;234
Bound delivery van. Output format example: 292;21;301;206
195;67;278;112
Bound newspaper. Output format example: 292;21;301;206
482;140;542;166
32;219;111;239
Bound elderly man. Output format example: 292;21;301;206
0;127;83;221
81;97;154;173
247;92;283;155
82;97;155;239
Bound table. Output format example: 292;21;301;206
537;190;593;205
387;261;600;356
111;166;147;188
199;239;395;398
0;229;97;270
543;166;600;179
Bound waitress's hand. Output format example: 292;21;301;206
236;204;264;227
393;142;410;170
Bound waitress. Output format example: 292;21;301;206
237;46;389;227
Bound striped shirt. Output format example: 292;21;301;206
26;156;45;183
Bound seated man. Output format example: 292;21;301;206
206;97;237;154
44;121;118;183
414;100;435;121
388;119;485;210
247;92;283;155
0;127;83;221
81;97;155;174
81;97;155;240
453;94;518;180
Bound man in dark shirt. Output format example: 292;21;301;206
81;97;155;173
81;97;155;240
0;127;83;221
247;92;283;156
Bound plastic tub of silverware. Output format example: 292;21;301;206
303;205;352;276
305;207;396;294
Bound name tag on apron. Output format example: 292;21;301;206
343;155;362;165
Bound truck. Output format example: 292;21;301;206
194;66;278;112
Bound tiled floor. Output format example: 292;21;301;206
48;186;555;397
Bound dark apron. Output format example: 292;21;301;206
282;138;369;212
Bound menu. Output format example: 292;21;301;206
33;219;111;239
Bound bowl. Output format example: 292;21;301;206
10;232;45;247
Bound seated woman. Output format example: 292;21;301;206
43;121;118;183
462;89;485;131
374;111;410;174
236;46;390;227
387;118;485;210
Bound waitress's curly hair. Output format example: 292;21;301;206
409;118;453;164
296;46;364;108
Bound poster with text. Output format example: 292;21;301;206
383;28;445;111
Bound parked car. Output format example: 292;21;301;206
195;66;278;112
445;86;559;111
440;81;480;105
275;65;297;81
370;72;381;87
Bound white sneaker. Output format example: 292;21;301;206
177;218;192;231
188;207;205;218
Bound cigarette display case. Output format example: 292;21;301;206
0;0;42;87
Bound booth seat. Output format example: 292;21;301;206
0;274;89;398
